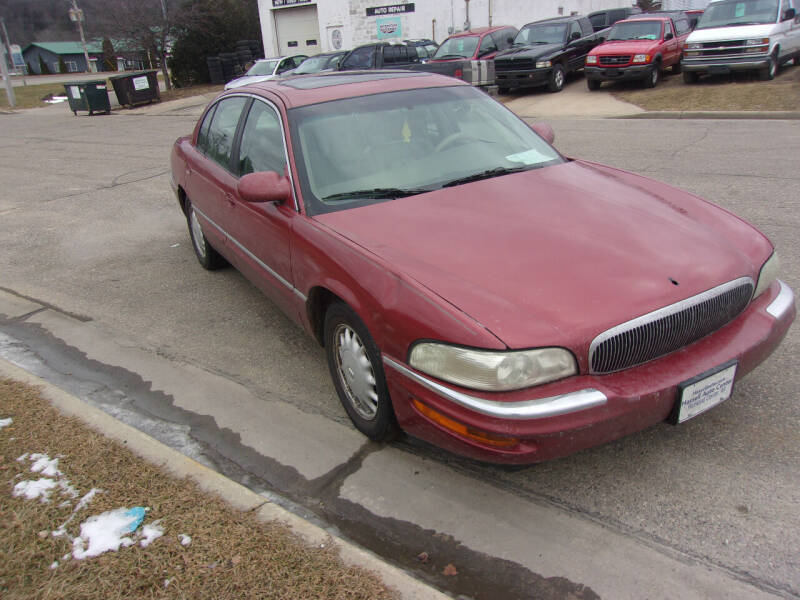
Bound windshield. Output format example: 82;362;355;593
608;20;663;40
432;36;479;59
289;86;564;215
246;60;279;76
515;24;567;45
696;0;779;28
294;55;331;74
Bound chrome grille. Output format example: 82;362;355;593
589;278;754;374
599;55;631;65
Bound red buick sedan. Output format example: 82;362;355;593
170;71;794;464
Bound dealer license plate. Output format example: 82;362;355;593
670;361;737;424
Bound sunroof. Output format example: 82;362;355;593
280;71;426;90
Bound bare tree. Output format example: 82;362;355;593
636;0;663;10
83;0;179;88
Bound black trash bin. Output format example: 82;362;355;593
108;70;161;108
63;80;111;116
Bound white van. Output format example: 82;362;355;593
682;0;800;81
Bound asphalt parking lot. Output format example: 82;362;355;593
0;96;798;599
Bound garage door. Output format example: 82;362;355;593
274;6;320;57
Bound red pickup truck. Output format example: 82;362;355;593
584;13;693;89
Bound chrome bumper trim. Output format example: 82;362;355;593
766;280;794;319
383;356;607;420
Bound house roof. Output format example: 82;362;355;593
23;41;104;55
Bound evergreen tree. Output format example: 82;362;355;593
102;38;117;71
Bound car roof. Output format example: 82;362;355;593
224;70;467;109
448;25;513;37
521;15;583;27
619;15;673;23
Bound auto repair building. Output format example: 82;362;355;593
257;0;637;57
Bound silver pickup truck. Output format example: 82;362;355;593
682;0;800;81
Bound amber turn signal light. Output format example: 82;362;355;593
412;399;520;449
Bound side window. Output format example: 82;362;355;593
196;104;217;152
579;18;593;37
276;59;293;74
478;34;498;56
589;13;606;29
674;18;690;35
569;21;582;40
237;101;287;176
342;46;377;69
664;21;673;38
204;97;247;170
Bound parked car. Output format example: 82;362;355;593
429;26;519;62
494;15;607;93
685;9;705;30
404;38;440;60
224;55;308;89
587;6;642;32
338;42;422;70
682;0;800;82
585;14;692;89
287;51;346;75
170;71;794;465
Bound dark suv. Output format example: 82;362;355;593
587;6;642;32
338;43;422;70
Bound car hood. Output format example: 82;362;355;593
314;161;769;355
687;23;776;43
224;74;276;90
591;39;661;54
496;43;563;61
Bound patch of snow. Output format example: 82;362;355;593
53;488;102;537
45;96;68;104
57;479;79;498
164;579;171;587
17;453;29;462
30;453;63;478
0;417;12;428
179;533;192;546
13;478;57;502
72;508;141;559
50;561;59;569
140;521;164;547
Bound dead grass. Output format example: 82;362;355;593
0;83;70;110
611;63;800;111
160;83;224;103
0;378;398;600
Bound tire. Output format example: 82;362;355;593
683;70;699;84
793;54;800;67
324;301;397;441
759;50;778;80
498;86;510;95
672;60;682;74
587;78;601;91
547;64;566;93
644;63;660;88
186;201;226;270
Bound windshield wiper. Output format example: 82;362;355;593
321;187;430;202
440;166;530;188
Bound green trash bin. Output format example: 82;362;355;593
63;80;111;116
108;70;161;108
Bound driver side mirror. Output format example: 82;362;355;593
665;32;674;40
531;122;555;145
783;8;796;20
570;31;581;41
238;171;291;204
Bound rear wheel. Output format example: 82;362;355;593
186;202;226;270
548;64;566;93
683;70;699;84
324;302;397;441
587;78;601;91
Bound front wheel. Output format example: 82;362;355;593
587;78;601;91
672;60;682;74
683;70;699;84
644;64;660;88
547;64;566;93
324;302;397;441
759;51;778;80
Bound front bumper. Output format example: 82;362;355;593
384;280;795;464
495;68;551;89
585;65;651;82
682;55;771;74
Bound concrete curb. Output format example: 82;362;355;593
618;110;800;120
0;358;449;600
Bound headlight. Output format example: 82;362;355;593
754;252;780;298
686;43;702;50
536;60;552;68
632;54;650;64
408;343;577;392
586;55;598;64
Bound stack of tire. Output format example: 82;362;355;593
207;56;224;85
243;40;263;61
218;52;238;81
235;40;253;70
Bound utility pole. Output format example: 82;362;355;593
68;0;93;73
